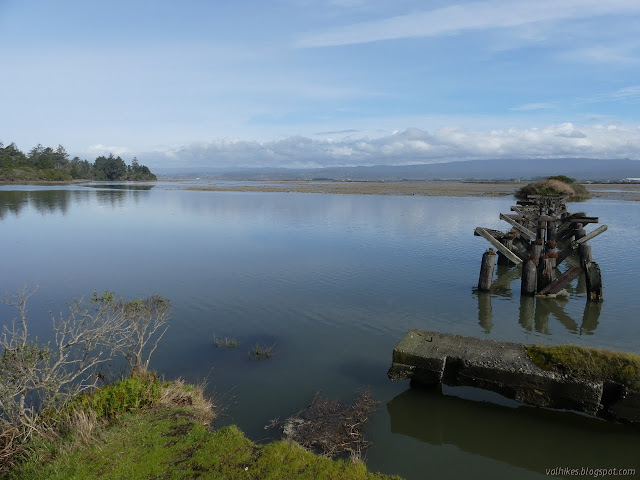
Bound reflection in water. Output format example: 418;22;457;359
387;387;640;475
0;190;79;218
477;292;493;333
0;187;153;218
517;296;533;331
581;301;601;334
85;184;154;190
476;290;601;335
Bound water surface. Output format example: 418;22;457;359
1;183;638;479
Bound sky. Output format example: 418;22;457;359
1;0;640;169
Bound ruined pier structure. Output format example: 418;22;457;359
388;330;640;425
475;195;606;301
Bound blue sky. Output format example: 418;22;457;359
1;0;639;168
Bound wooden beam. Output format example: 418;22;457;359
475;227;523;265
571;225;608;249
499;213;536;240
538;266;582;295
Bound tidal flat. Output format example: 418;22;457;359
184;180;640;201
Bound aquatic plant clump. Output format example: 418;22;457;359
526;345;640;390
213;334;239;348
249;342;275;359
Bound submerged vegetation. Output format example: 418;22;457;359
515;175;590;201
0;141;156;182
249;342;275;360
526;344;640;390
213;333;240;348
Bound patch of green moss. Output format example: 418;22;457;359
526;345;640;390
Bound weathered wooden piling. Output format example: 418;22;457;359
497;237;515;266
475;195;606;306
529;241;544;264
521;258;537;295
584;262;603;302
478;248;497;291
537;255;556;292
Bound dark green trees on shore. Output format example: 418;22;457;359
0;142;157;182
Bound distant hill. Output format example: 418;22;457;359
156;158;640;182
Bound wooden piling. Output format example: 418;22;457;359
497;237;515;266
537;255;556;292
478;248;497;291
578;243;593;267
521;258;537;295
529;241;544;265
584;262;603;302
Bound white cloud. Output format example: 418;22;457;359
86;144;130;157
295;0;640;48
143;123;640;169
510;103;556;111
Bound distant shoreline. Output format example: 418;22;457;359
184;180;640;201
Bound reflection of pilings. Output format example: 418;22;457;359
518;296;534;331
477;292;493;333
491;264;520;294
544;298;579;333
534;300;550;334
581;301;602;334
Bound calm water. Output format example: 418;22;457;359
1;183;639;479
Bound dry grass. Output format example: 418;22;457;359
516;178;591;200
60;409;101;446
158;379;216;425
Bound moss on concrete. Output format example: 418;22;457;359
526;345;640;390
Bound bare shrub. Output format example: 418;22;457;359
0;286;170;468
273;390;378;458
117;296;170;372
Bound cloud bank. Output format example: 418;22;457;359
143;123;640;169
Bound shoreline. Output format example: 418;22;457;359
184;180;640;201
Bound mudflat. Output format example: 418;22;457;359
185;180;640;201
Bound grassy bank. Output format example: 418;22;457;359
6;376;398;480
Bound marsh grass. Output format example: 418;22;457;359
526;345;640;390
249;342;275;360
213;333;240;348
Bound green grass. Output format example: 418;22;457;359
6;376;398;480
9;409;398;480
526;345;640;390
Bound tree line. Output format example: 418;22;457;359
0;142;156;181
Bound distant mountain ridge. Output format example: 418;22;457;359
156;158;640;181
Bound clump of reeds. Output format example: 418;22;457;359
249;343;275;360
213;334;239;349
